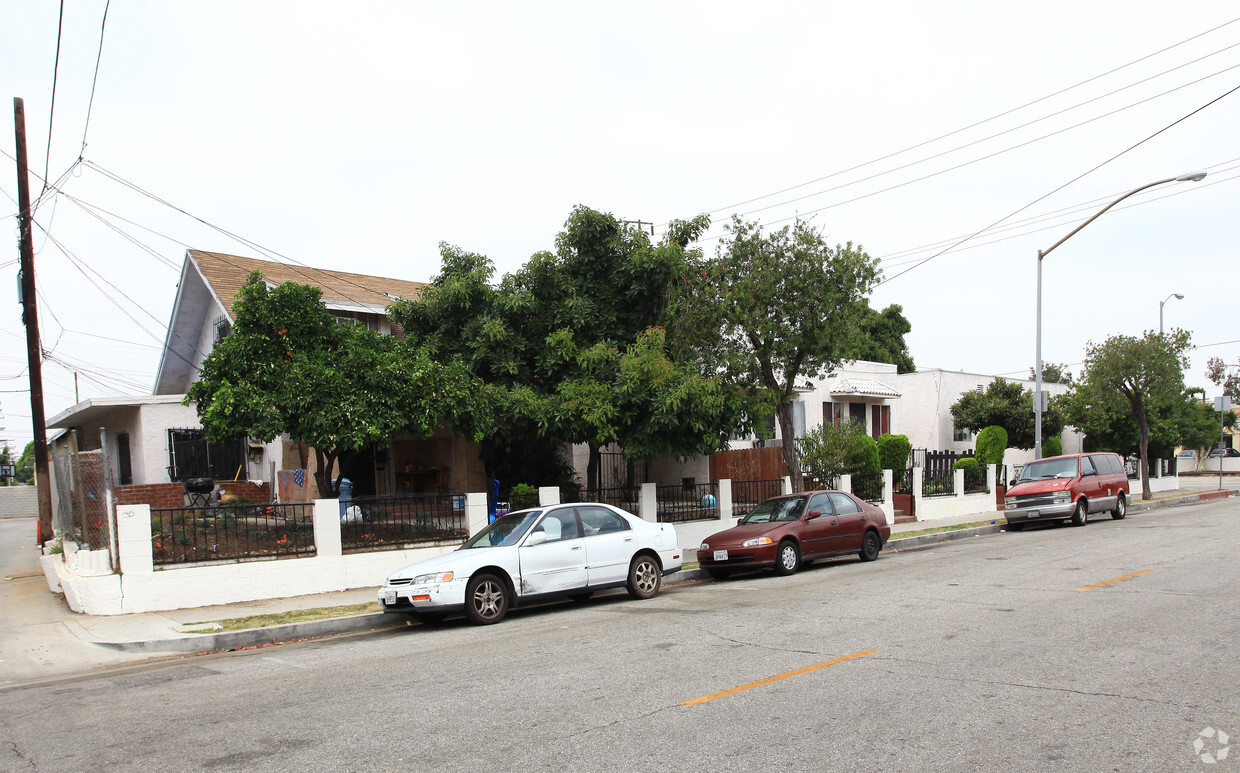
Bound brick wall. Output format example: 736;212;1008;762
115;480;273;509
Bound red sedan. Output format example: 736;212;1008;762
697;490;890;580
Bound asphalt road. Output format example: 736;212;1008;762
1;498;1237;772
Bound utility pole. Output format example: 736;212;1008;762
13;98;53;544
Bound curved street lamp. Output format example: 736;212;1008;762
1160;292;1184;334
1035;171;1206;459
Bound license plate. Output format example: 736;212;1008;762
1027;510;1040;519
713;550;728;561
384;590;397;604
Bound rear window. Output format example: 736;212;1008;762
1091;454;1122;475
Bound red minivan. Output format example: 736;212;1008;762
1003;452;1130;529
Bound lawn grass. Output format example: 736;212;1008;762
188;602;381;633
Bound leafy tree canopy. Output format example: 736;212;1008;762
1071;329;1191;500
853;303;915;374
187;272;488;497
670;215;880;491
1030;362;1074;385
950;378;1063;450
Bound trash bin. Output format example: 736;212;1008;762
337;478;353;517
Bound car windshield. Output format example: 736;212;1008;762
459;511;541;549
1016;458;1078;482
740;496;806;524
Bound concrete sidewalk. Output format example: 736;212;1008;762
1;487;1233;688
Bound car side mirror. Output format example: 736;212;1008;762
806;509;822;520
526;531;547;547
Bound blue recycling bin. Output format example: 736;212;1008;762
337;478;354;517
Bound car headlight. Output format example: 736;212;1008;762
1051;492;1071;503
412;571;454;584
741;537;773;548
1004;498;1016;508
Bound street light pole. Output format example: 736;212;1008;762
1159;292;1184;334
1035;171;1206;459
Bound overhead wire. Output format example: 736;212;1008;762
874;80;1240;288
40;0;66;201
79;0;111;159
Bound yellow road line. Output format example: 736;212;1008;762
681;648;879;707
1076;568;1154;592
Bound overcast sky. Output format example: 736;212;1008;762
2;2;1238;453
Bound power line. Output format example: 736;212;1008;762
79;0;111;158
874;80;1240;288
41;0;66;199
662;15;1240;227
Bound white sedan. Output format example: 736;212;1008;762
378;502;683;625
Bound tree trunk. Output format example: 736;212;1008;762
776;399;804;492
586;443;601;491
1134;401;1152;501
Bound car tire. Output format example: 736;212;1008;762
1070;499;1088;527
858;530;881;562
707;568;731;581
627;555;662;599
1111;493;1127;520
464;573;509;625
773;540;800;576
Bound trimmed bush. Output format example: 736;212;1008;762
1044;436;1063;457
953;456;984;487
975;426;1007;468
877;434;912;472
846;434;881;475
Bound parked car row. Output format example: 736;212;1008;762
377;490;892;625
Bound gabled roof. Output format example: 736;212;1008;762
824;376;901;398
153;250;427;395
189;250;427;318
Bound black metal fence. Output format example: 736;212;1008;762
731;479;783;513
922;469;956;498
340;493;466;554
656;482;718;523
150;502;315;566
962;465;988;494
582;486;638;511
850;472;884;503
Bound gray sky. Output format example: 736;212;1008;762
2;2;1238;453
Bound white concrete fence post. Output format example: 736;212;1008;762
912;467;924;522
839;474;852;496
538;486;561;506
466;492;489;536
953;468;965;498
781;476;792;495
986;464;997;495
639;482;657;521
717;478;732;521
880;469;895;526
313;498;343;557
116;504;154;575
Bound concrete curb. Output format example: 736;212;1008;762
92;489;1235;653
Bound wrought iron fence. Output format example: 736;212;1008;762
963;465;988;494
922;469;956;498
656;482;718;523
805;474;840;491
151;502;316;566
582;486;638;511
731;479;783;513
340;493;466;553
851;471;884;503
893;467;914;493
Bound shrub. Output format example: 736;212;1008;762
975;426;1007;468
953;456;984;487
1044;436;1063;457
846;435;881;475
876;434;912;472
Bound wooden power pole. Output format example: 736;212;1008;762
13;98;53;544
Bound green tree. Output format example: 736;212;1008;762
1030;362;1074;385
1074;329;1192;500
950;378;1063;450
797;421;869;486
671;216;880;491
15;441;33;485
1205;356;1240;399
853;303;915;373
187;272;488;498
391;207;754;490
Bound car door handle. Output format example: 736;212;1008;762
861;516;867;521
831;520;838;525
624;537;633;542
571;545;582;551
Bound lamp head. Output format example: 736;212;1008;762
1176;171;1207;182
1174;293;1184;300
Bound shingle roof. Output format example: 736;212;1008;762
188;250;427;319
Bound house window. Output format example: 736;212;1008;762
953;426;972;442
213;317;232;344
871;405;890;439
167;429;247;482
849;402;866;426
792;401;806;439
823;401;843;428
117;433;133;485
